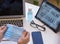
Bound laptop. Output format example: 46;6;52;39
35;1;60;33
0;0;25;27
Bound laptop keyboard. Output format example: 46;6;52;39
0;20;23;27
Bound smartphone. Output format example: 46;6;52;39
32;32;43;44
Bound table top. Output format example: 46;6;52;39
24;2;60;44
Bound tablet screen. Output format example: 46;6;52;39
35;2;60;32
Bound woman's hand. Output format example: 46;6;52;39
18;31;30;44
0;26;7;41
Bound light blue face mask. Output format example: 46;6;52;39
4;24;24;42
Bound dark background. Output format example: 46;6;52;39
0;0;23;15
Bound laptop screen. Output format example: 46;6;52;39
0;0;23;15
35;2;60;33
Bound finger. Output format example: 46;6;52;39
25;32;30;39
2;26;7;32
0;26;6;30
22;31;28;37
0;26;7;33
24;32;30;42
22;31;30;39
26;32;30;38
18;30;27;40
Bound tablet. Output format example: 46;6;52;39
35;1;60;33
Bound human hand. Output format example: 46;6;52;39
18;31;30;44
0;26;7;41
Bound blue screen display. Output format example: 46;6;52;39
36;2;60;30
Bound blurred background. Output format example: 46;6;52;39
25;0;43;6
25;0;60;8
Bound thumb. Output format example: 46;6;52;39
1;26;7;33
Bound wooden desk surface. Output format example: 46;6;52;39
48;0;60;9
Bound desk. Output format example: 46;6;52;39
24;2;60;44
1;2;60;44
